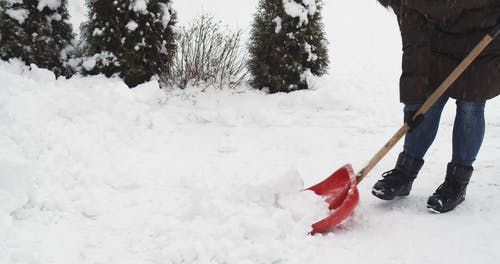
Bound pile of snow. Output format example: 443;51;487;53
0;60;339;263
3;51;499;262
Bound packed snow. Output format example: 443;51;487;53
2;0;500;263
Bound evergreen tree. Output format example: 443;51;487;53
0;1;25;61
81;0;177;88
248;0;329;93
0;0;75;77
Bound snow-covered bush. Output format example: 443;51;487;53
0;0;75;77
248;0;329;93
80;0;177;88
165;14;247;90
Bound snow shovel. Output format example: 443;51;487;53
307;23;500;234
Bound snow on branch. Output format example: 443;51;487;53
282;0;317;26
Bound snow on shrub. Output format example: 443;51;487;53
248;0;329;93
0;0;75;77
80;0;177;88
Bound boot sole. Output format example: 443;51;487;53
372;187;411;200
427;197;465;214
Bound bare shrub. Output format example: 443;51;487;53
165;15;248;89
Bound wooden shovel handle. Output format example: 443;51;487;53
356;32;496;184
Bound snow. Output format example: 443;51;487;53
48;12;62;21
304;42;318;62
159;2;173;29
37;0;62;11
126;21;139;31
92;27;103;37
132;0;149;14
4;8;29;24
300;68;315;88
283;0;317;26
2;0;500;263
81;55;96;70
273;16;282;33
3;0;23;6
81;51;119;71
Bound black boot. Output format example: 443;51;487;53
427;163;473;213
372;152;424;200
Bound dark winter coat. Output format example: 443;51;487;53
378;0;500;103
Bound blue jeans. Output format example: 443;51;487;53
403;96;486;167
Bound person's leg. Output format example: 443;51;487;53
403;96;449;159
452;100;486;166
372;96;449;200
427;100;486;213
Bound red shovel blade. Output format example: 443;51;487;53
306;164;360;234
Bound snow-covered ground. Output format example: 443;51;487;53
2;0;500;263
